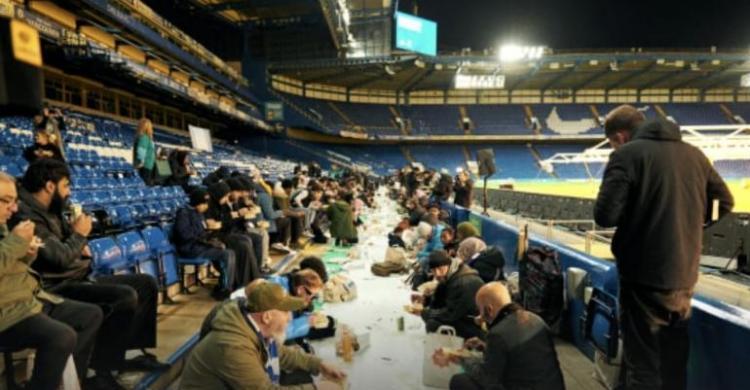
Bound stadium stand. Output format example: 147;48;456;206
533;104;601;135
467;105;528;135
399;105;462;135
661;103;731;125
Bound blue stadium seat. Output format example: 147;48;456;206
132;204;150;224
125;188;143;203
141;226;179;289
0;163;21;178
161;223;211;293
108;205;135;229
116;231;153;276
89;237;130;274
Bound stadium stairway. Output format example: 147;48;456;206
328;102;355;129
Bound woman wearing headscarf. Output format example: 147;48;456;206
458;237;507;283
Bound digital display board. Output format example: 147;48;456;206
394;11;437;56
264;102;284;122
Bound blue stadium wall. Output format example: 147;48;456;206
444;203;750;390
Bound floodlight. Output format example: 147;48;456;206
741;73;750;88
499;44;525;62
498;44;545;62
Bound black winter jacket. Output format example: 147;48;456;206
11;189;90;286
463;304;565;390
594;119;734;290
422;264;484;337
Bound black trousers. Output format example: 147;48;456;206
222;233;260;286
49;274;159;371
618;283;692;390
195;246;236;290
272;217;292;245
288;215;304;243
246;231;264;271
138;167;155;186
0;299;102;389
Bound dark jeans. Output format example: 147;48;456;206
450;373;481;390
0;299;102;389
618;282;692;390
272;217;292;245
288;215;304;243
195;246;236;290
138;167;155;186
222;233;260;286
49;274;159;371
246;231;264;272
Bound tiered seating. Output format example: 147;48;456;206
727;103;750;123
336;102;395;129
400;105;461;135
468;105;527;135
0;118;33;176
410;145;466;172
0;109;302;301
533;105;599;135
284;94;347;131
661;104;729;125
469;145;541;180
327;144;406;175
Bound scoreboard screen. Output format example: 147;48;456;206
394;11;437;56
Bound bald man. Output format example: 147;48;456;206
434;282;565;390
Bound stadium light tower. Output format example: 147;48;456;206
498;44;545;63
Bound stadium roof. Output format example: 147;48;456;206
188;0;322;24
268;51;750;92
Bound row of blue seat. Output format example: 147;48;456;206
89;225;211;294
71;186;186;209
71;166;138;179
106;199;186;229
72;175;147;191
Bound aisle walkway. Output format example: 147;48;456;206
308;190;604;389
309;191;432;389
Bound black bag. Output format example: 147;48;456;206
467;246;506;283
519;246;563;327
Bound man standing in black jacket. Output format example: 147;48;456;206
594;105;734;390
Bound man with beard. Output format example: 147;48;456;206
409;250;484;339
0;172;102;390
10;159;165;390
181;281;346;389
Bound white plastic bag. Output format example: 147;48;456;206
423;326;464;388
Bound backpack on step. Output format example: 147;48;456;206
519;246;564;327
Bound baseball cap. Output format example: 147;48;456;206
246;282;306;313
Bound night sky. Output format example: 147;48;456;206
398;0;750;52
